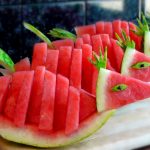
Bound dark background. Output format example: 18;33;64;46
0;0;147;63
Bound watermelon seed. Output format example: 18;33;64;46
112;84;127;92
131;61;150;69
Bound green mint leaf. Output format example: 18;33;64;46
23;22;53;48
0;48;15;72
131;61;150;69
112;84;128;92
48;28;77;41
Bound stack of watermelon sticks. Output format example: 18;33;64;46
0;14;150;148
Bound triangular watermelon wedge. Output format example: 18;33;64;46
96;68;150;112
121;47;150;82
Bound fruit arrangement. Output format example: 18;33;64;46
0;14;150;148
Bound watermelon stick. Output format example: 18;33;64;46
23;22;54;48
48;28;77;41
0;48;15;74
130;13;150;56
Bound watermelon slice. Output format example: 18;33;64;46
27;66;45;124
121;21;129;36
96;21;104;34
81;44;92;93
112;20;122;39
0;110;114;147
14;71;34;127
75;24;96;36
4;72;26;120
75;38;83;49
52;39;74;49
0;76;11;113
31;42;47;70
45;49;59;74
70;49;82;89
15;57;30;71
121;47;150;82
65;86;80;135
104;22;113;37
79;90;96;122
96;68;150;112
58;46;72;78
53;74;69;131
81;34;91;44
129;22;142;51
39;71;56;131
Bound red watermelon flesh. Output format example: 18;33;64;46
45;49;59;74
81;34;91;44
52;39;74;49
121;21;129;36
65;86;80;135
96;21;104;34
58;46;72;78
70;49;82;89
104;22;113;37
111;39;124;72
91;34;103;54
27;66;45;124
0;76;11;113
79;89;96;122
39;71;56;131
31;42;47;70
75;37;83;49
81;44;93;93
129;22;142;51
106;69;150;109
4;72;26;120
126;50;150;82
112;20;122;39
15;57;30;71
75;24;96;36
14;71;34;127
53;74;69;131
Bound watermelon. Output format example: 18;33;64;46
75;24;96;36
4;72;26;120
121;21;129;36
70;49;82;89
15;57;30;71
112;20;122;39
58;46;72;78
104;22;113;37
0;76;11;113
79;90;96;122
96;68;150;112
129;22;142;51
14;71;34;127
39;71;56;131
65;86;80;135
81;34;91;44
27;66;45;124
121;47;150;82
81;44;92;93
75;37;83;49
53;74;69;131
52;39;74;49
111;39;124;72
45;49;59;74
31;42;47;70
96;21;104;34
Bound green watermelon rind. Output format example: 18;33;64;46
0;110;115;148
96;68;110;112
121;47;136;76
144;31;150;57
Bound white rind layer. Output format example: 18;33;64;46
0;110;115;148
144;31;150;57
96;68;110;112
121;47;136;76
